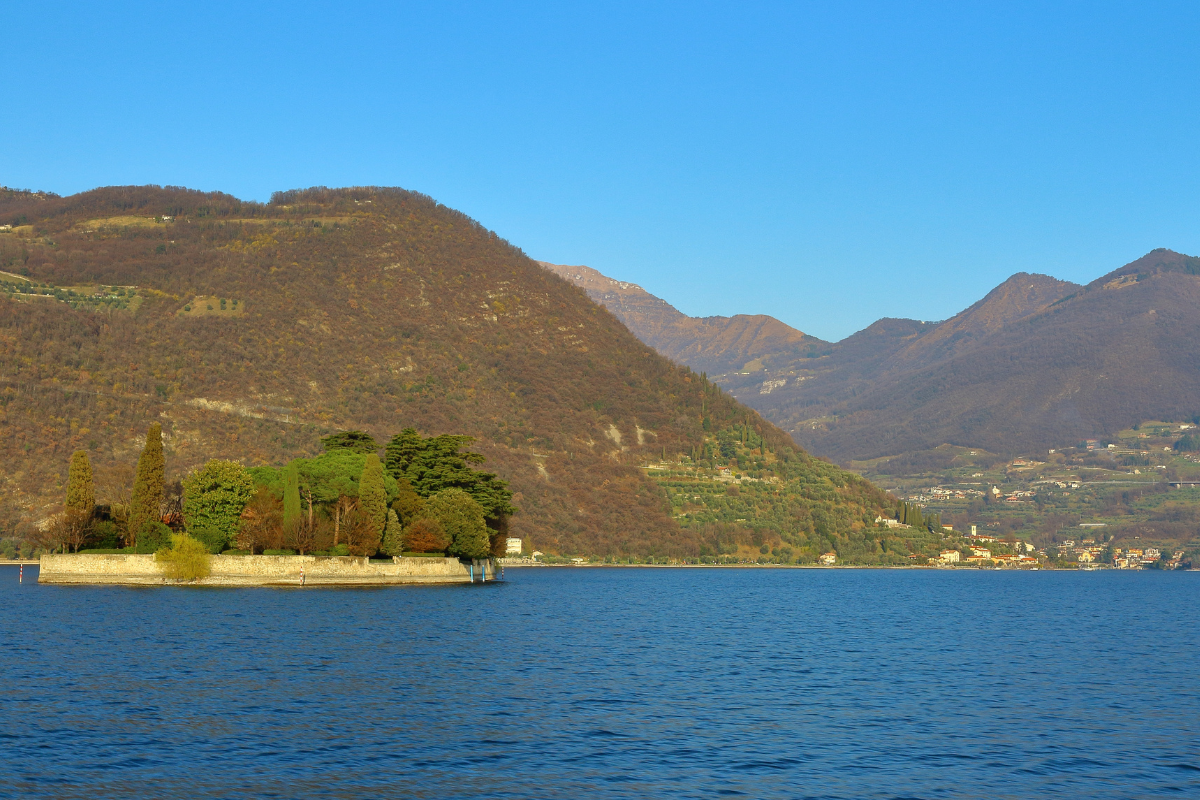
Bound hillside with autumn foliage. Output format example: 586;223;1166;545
0;184;897;560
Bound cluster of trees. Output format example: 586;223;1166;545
40;425;511;561
894;500;943;533
1173;434;1200;452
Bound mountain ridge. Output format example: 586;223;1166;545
547;252;1200;461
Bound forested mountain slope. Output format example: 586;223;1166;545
0;185;891;558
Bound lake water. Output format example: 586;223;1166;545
1;565;1197;799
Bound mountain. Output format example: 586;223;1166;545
737;272;1082;441
550;252;1200;461
886;272;1081;369
539;262;830;375
0;185;892;559
772;252;1200;459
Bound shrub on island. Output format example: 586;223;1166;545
156;533;212;581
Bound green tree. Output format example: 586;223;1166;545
183;460;257;553
424;488;491;559
321;430;379;454
359;453;387;549
129;422;165;548
384;428;515;527
292;450;397;545
138;521;173;553
392;478;426;525
381;509;403;557
282;461;302;531
66;450;95;519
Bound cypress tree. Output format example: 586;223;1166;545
358;453;387;549
909;504;923;530
381;509;403;557
129;423;165;547
66;450;95;519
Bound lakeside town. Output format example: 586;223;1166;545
851;420;1200;570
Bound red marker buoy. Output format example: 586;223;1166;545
19;564;24;583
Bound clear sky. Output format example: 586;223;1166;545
5;2;1199;340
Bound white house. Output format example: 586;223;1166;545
505;537;522;556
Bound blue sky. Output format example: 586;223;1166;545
4;2;1199;340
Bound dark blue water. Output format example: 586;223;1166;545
1;566;1197;799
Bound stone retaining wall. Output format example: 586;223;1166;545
38;553;495;587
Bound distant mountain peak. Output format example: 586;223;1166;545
1088;248;1200;288
540;261;827;375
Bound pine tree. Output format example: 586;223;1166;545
66;450;95;518
129;423;165;547
358;453;387;551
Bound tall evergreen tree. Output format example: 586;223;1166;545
129;423;165;547
66;450;95;519
358;453;388;549
381;509;403;557
908;503;924;530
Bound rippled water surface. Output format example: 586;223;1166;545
2;565;1198;798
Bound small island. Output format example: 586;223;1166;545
36;426;510;586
